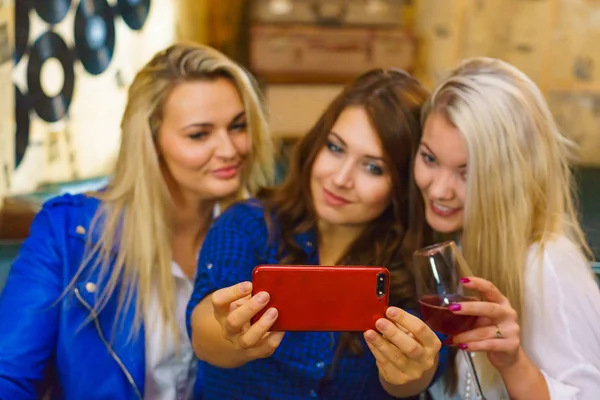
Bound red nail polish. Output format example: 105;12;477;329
458;343;468;350
448;303;461;311
459;277;470;283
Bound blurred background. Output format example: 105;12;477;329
0;0;598;290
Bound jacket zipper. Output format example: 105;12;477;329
74;288;143;400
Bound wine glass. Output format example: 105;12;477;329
413;241;486;399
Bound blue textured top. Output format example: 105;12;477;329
186;200;447;400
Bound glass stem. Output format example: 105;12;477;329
463;350;486;400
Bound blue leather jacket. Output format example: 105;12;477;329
0;193;197;399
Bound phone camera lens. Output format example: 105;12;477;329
376;272;386;298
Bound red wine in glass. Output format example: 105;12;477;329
418;294;477;335
414;241;487;399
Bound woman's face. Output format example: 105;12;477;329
310;106;392;228
414;113;468;233
157;77;250;203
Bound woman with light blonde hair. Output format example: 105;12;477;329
414;57;600;399
0;43;274;400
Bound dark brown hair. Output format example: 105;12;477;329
260;69;432;353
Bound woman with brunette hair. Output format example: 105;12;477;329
186;69;447;399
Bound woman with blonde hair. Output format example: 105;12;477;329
414;57;600;399
0;43;273;399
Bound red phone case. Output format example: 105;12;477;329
251;265;390;332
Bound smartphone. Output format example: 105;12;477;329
251;265;390;332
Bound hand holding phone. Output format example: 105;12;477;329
210;281;285;360
363;306;443;387
251;265;390;331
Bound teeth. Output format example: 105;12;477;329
433;202;454;212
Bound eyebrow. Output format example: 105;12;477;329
182;111;246;130
329;131;385;162
420;141;467;168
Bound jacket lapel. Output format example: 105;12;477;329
70;197;146;398
74;276;146;399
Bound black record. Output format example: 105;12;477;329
117;0;151;31
15;0;32;63
34;0;72;25
27;31;76;123
15;86;31;169
74;0;116;75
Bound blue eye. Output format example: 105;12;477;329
326;140;343;154
366;163;384;176
420;151;435;164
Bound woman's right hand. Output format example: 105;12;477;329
211;281;285;360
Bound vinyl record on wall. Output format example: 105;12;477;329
15;86;31;168
74;0;116;75
15;0;32;63
27;31;76;123
117;0;151;31
34;0;72;25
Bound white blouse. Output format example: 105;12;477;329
144;261;196;400
429;236;600;400
144;205;220;399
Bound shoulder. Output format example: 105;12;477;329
523;234;599;313
526;235;591;278
33;193;101;233
12;193;103;280
212;199;270;235
41;192;101;214
521;240;600;381
196;200;272;289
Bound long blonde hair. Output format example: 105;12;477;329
80;43;274;342
423;57;592;391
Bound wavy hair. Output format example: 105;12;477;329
261;69;432;352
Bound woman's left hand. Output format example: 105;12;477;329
449;277;521;370
364;307;441;386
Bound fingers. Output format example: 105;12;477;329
224;291;272;334
452;323;519;345
236;308;280;349
450;300;517;322
365;337;396;381
373;318;425;360
253;331;285;358
456;337;520;353
211;282;286;361
461;277;509;306
364;331;421;384
365;328;412;366
472;316;494;329
237;315;285;360
212;282;253;314
386;307;441;350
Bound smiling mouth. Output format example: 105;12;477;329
323;188;351;206
212;163;241;179
430;201;461;216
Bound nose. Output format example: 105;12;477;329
428;169;455;200
214;130;237;160
332;159;354;189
